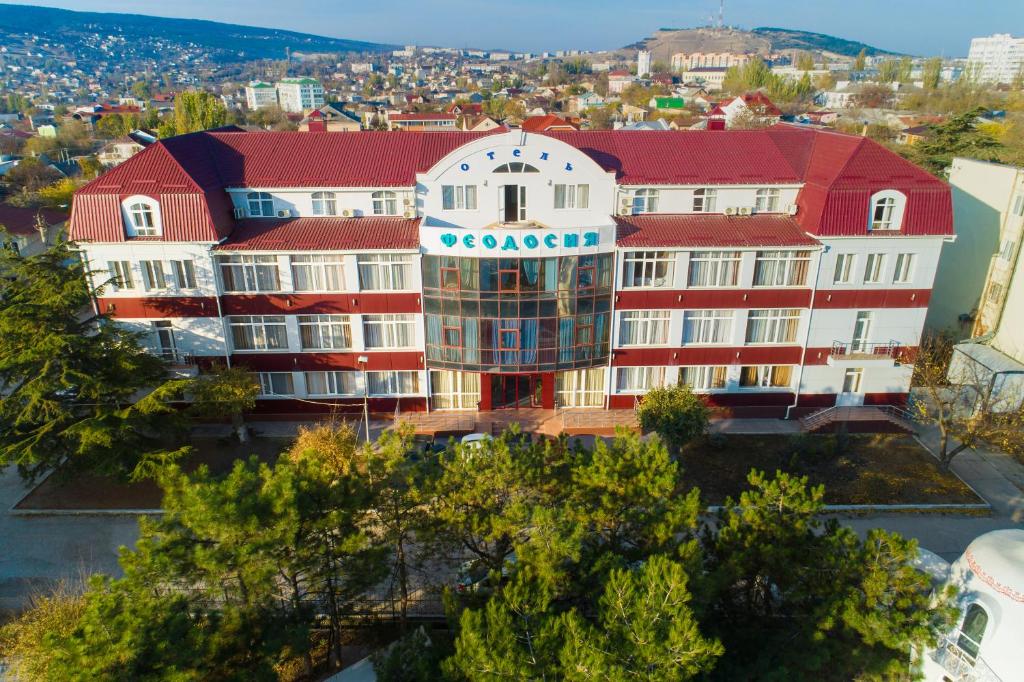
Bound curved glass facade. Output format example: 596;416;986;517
423;254;614;373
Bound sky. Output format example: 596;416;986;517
2;0;1022;57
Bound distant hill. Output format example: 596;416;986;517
626;26;900;63
0;3;393;62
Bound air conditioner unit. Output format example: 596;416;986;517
724;206;737;216
403;210;415;219
403;197;413;206
340;208;354;217
787;203;799;215
277;209;292;218
738;206;752;216
232;207;245;219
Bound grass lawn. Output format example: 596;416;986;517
678;433;980;506
15;436;291;511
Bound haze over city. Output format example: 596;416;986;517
2;0;1022;55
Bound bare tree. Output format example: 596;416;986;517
912;335;1024;468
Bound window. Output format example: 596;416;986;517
372;191;398;215
745;309;801;344
754;188;781;212
680;366;727;391
632;189;659;214
493;162;539;173
987;282;1004;304
842;367;863;393
229;315;288;351
367;370;420;395
863;253;885;283
999;239;1016;261
298;315;352;350
616;366;665;393
363;314;416;349
311;191;337;216
893;253;914;284
619;310;671;346
246;191;274;217
140;260;168;291
291;255;344;291
833;253;855;284
171;260;197;289
621;251;675;288
127;202;158;235
556;368;605;408
218;255;280;292
431;370;480;409
753;250;811;287
257;372;294;396
683;310;733;344
869;191;904;231
739;365;793;388
692;188;717;213
554;184;590;209
442;185;478;210
852;311;873;351
107;260;134;290
688;251;741;287
305;371;360;396
1013;194;1024;217
956;604;989;661
357;253;412;290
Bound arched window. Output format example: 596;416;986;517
633;189;660;214
493;162;540;173
372;191;398;215
121;196;161;237
247;192;275;217
312;191;337;216
868;190;905;231
755;188;781;212
956;603;988;660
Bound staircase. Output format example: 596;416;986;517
799;405;917;434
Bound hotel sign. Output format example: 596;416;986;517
420;224;616;257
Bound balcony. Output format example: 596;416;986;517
827;340;901;367
928;634;1003;682
153;350;199;378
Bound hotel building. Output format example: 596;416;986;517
69;127;952;418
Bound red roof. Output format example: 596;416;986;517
614;214;820;248
521;114;579;132
723;92;782;117
0;205;67;236
215;216;421;251
389;113;457;121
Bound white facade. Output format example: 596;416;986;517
275;78;325;113
967;34;1024;84
637;50;652;77
245;82;278;110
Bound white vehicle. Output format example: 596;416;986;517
460;433;491;449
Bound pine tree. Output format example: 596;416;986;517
635;384;709;456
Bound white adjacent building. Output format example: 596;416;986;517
967;34;1024;84
274;78;325;113
245;81;278;110
637;50;652;78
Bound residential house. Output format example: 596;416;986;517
680;67;728;91
386;112;458;131
0;205;67;256
299;105;362;132
520;114;579;132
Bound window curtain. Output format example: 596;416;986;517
520;319;538;364
558;318;574;363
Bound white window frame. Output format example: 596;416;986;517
679;365;728;391
621;251;675;288
442;185;478;211
372;191;398;216
298;314;353;350
107;260;134;290
121;195;161;237
246;191;275;217
631;189;659;214
745;309;801;344
555;368;606;408
893;253;914;284
430;370;481;409
863;253;885;284
683;310;734;345
171;259;197;289
311;191;337;216
833;253;855;285
688;251;741;288
868;190;905;231
692;188;717;213
618;310;671;346
228;315;289;351
363;314;416;349
616;366;666;394
357;253;412;291
304;370;361;397
290;254;345;292
738;365;794;389
753;250;812;287
140;259;168;291
257;372;295;397
218;254;281;292
554;183;590;209
754;188;781;212
366;370;420;396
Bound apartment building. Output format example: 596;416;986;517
244;81;277;110
967;34;1024;84
275;78;325;113
68;127;951;418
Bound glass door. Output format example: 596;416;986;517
836;367;865;406
851;311;873;352
491;374;542;409
153;321;177;361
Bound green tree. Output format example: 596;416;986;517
37;177;80;208
5;157;61;192
795;52;815;71
898;55;914;83
95;113;140;139
0;583;87;681
922;56;943;90
159;90;228;137
906;107;1003;175
877;59;901;83
0;240;183;481
131;79;153;101
636;384;710;456
187;364;260;443
854;48;867;71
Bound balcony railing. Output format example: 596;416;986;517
830;340;901;360
153;350;196;367
929;634;1003;682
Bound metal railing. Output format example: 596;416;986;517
153;350;195;367
831;340;901;359
799;404;917;431
929;634;1003;682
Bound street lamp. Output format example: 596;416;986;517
358;355;370;443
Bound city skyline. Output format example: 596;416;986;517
2;0;1022;57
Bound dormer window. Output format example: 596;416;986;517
493;162;539;173
692;188;716;213
312;191;337;216
632;189;659;214
121;196;161;237
868;190;906;231
755;188;781;212
247;192;274;217
372;191;398;215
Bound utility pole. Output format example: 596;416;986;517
719;0;725;28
